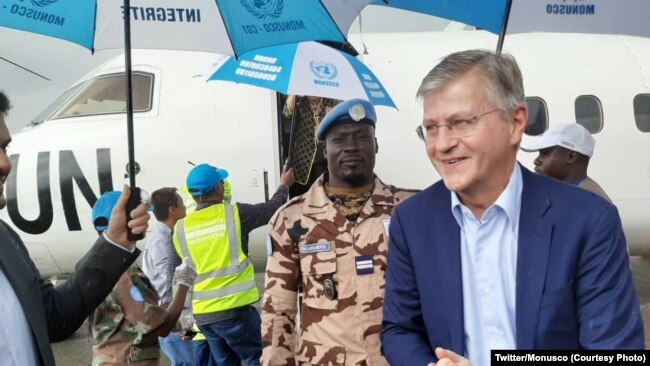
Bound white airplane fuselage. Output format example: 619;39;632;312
3;30;650;276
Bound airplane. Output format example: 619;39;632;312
1;29;649;279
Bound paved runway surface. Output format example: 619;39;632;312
53;259;650;364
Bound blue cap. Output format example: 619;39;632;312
91;191;121;232
316;99;377;140
187;164;229;197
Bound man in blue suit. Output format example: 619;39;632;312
380;50;644;366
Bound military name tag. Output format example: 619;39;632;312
299;242;331;254
355;256;374;275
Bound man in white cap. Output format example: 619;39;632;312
521;123;611;203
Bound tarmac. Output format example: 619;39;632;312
52;258;650;365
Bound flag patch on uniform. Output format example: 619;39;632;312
355;256;374;275
299;242;331;254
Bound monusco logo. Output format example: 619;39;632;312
241;0;283;19
29;0;58;7
238;0;306;34
310;61;340;87
546;0;595;15
310;61;337;80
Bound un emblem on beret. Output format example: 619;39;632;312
349;104;366;121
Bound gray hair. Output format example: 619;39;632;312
417;50;525;115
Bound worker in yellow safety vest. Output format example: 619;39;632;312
173;163;294;366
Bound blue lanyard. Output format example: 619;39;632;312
574;177;586;186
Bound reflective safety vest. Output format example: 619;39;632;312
179;186;198;214
173;203;258;315
191;323;206;341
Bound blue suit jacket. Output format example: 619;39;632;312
381;166;644;365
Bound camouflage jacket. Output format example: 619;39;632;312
91;266;166;365
261;176;417;366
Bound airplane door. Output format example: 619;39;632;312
277;94;337;198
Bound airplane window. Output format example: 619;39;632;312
31;83;85;125
524;97;548;136
50;72;154;120
575;95;603;134
633;94;650;133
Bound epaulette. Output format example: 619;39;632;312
392;187;421;204
269;195;305;226
396;187;421;194
378;180;421;197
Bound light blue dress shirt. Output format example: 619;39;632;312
0;268;39;366
142;221;180;307
451;163;522;366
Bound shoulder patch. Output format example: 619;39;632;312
266;233;274;256
129;286;144;303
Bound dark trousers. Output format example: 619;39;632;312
193;339;217;366
198;306;262;366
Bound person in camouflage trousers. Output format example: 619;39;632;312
262;99;418;366
89;191;197;366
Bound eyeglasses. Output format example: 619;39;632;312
416;108;500;142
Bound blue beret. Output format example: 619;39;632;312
187;163;229;197
316;99;377;140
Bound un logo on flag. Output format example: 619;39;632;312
241;0;284;19
310;61;338;80
29;0;58;7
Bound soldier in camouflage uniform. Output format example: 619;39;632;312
91;266;169;365
262;99;418;366
89;191;197;365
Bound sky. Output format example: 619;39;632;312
0;6;453;132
